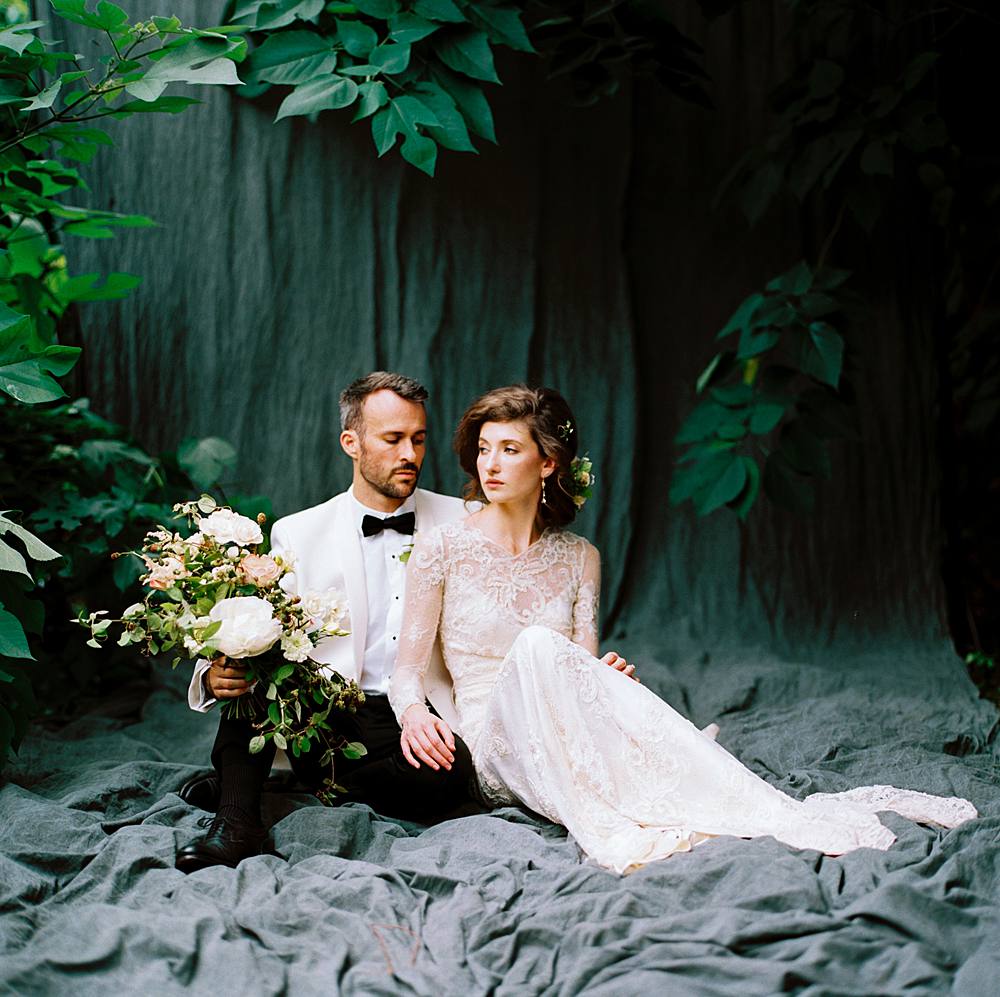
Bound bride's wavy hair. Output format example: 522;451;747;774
453;384;580;529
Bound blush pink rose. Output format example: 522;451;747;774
238;553;281;587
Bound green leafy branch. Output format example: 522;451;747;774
671;261;858;518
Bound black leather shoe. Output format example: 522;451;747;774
175;814;267;873
177;772;221;812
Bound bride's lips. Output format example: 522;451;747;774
484;479;503;488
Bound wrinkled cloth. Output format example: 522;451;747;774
1;643;997;996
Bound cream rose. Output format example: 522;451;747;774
208;596;282;658
239;553;281;587
144;555;188;591
198;509;264;547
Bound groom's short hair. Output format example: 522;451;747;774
339;371;428;433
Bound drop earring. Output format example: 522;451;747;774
541;479;547;506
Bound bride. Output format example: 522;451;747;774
388;385;977;874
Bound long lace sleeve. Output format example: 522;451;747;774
388;526;446;724
572;541;601;655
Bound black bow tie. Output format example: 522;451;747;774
361;511;416;538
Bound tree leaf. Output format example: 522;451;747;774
434;27;499;83
730;456;761;519
413;81;475;152
696;454;747;515
748;400;785;435
766;261;813;295
352;80;388;121
341;740;367;759
246;30;337;85
371;95;439;156
124;38;245;103
21;79;62;112
414;0;466;23
803;322;844;388
0;607;33;660
369;41;411;74
110;96;201;116
717;292;763;339
389;12;439;44
400;132;437;176
337;18;379;58
429;64;495;142
275;75;359;120
0;514;61;564
779;420;831;478
273;732;288;750
177;437;238;488
469;5;534;53
675;400;730;444
354;0;400;17
0;20;44;56
248;734;267;753
51;0;128;32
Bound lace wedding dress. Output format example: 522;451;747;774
388;521;977;874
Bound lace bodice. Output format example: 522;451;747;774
388;519;600;747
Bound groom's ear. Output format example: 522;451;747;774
340;429;360;460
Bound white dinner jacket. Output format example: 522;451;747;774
187;487;469;730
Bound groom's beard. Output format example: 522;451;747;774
359;450;422;501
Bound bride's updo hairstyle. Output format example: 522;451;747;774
453;384;580;529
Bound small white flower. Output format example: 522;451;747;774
183;635;202;654
280;629;312;663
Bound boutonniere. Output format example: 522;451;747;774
399;527;418;564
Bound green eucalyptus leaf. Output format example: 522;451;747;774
249;734;267;753
341;740;367;759
273;732;288;750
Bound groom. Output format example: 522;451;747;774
175;372;479;872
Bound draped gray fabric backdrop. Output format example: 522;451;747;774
64;1;949;659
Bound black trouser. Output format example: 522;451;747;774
210;693;478;823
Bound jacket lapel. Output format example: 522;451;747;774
330;496;368;678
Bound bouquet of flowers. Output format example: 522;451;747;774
77;495;365;769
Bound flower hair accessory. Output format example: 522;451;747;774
557;420;574;442
567;454;594;509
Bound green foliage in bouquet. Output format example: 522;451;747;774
78;496;366;767
671;261;858;519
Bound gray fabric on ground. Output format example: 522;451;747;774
2;643;997;996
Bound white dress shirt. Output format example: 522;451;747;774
350;488;415;694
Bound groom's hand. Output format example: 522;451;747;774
400;704;455;771
601;651;638;682
205;655;252;699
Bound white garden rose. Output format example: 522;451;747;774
300;588;349;633
198;509;264;547
208;596;282;658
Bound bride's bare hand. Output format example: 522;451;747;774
400;704;456;771
601;650;638;682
